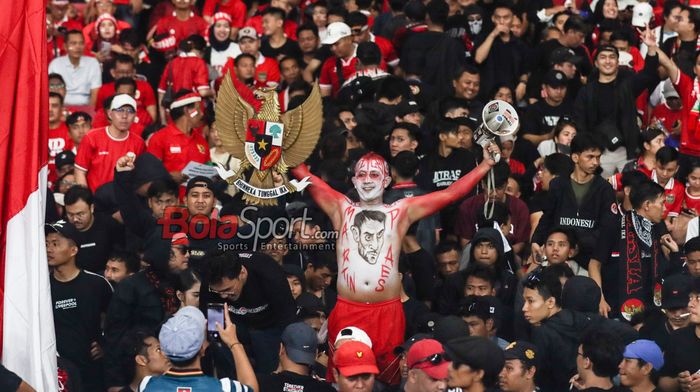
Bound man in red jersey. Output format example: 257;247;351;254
95;55;157;123
148;91;210;184
319;22;358;97
75;94;145;192
154;0;209;46
49;92;74;186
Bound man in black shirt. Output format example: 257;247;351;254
64;185;125;273
207;251;297;372
258;322;336;391
260;7;302;61
521;70;574;148
659;278;700;391
570;330;626;392
47;220;113;391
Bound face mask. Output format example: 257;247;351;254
468;19;483;35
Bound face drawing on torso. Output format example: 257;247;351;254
350;210;386;265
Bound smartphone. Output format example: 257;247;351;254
207;303;225;340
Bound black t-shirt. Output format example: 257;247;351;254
51;270;112;387
522;100;574;136
595;81;617;129
260;37;303;61
74;213;125;274
660;326;700;377
579;387;629;392
223;253;297;330
0;365;21;392
257;371;336;392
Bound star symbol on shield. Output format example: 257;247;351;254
257;139;268;150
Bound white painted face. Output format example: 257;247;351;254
352;156;389;202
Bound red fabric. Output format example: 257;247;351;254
75;127;146;191
244;16;299;40
327;297;404;386
663;181;685;218
96;80;157;111
672;71;700;156
372;34;398;66
48;123;74;184
609;157;653;192
651;103;682;133
254;56;281;87
155;14;209;46
319;56;358;96
202;0;247;27
0;0;48;358
508;159;525;175
82;19;131;52
684;189;700;214
147;124;211;172
158;56;210;93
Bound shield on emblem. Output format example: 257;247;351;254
245;119;284;170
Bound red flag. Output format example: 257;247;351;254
0;0;58;389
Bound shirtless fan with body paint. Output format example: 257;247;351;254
291;143;501;385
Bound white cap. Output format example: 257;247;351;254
631;2;654;27
663;79;680;99
617;0;638;10
110;94;137;110
335;326;373;348
618;51;634;68
322;22;352;45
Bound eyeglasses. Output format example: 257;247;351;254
689;294;700;303
172;245;189;254
411;353;446;368
49;83;65;89
112;107;136;114
577;351;585;357
209;285;238;297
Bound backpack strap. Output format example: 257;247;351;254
138;375;152;392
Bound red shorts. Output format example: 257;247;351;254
326;296;405;385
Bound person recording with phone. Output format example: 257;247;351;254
139;305;259;392
206;250;297;373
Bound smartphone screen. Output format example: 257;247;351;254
207;303;224;339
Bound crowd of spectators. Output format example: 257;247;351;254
10;0;700;390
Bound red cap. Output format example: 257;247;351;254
406;339;450;380
213;12;232;24
333;341;379;377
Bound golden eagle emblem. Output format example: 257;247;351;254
215;72;322;205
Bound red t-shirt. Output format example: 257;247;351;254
96;80;157;111
652;170;684;218
202;0;247;28
82;20;131;52
508;159;525;175
158;55;210;94
254;55;281;87
48;123;75;184
147;124;211;173
609;157;653;192
319;55;358;97
371;34;399;67
156;13;209;46
75;127;146;192
651;102;683;134
684;188;700;214
672;71;700;155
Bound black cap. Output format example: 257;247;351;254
562;276;601;313
66;111;92;126
662;275;693;309
296;292;326;317
55;150;75;170
45;220;79;243
503;341;538;368
453;116;479;131
445;336;505;380
433;315;469;345
596;44;619;59
543;70;568;87
394;333;432;355
396;100;421;117
549;47;582;66
185;176;215;195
